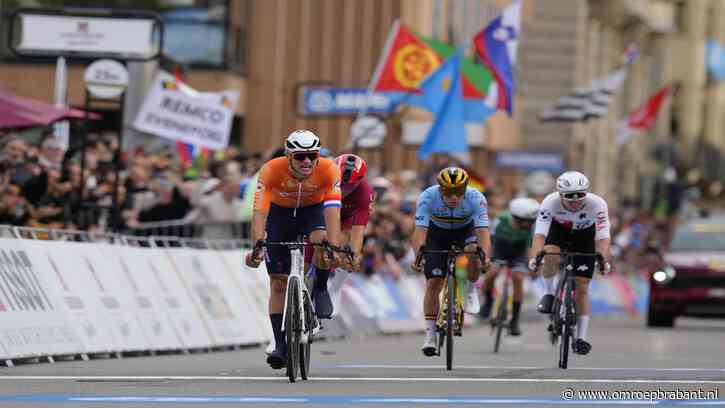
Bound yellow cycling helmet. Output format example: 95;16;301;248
437;167;469;195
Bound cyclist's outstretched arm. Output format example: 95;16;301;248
411;226;428;253
474;227;492;269
323;206;342;246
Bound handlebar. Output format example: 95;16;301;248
414;246;487;269
252;240;354;263
533;250;606;273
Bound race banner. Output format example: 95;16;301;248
133;71;238;150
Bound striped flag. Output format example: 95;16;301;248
538;68;627;122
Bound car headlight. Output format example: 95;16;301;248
652;266;676;285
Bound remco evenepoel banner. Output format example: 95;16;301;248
133;71;238;150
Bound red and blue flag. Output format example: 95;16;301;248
473;0;521;116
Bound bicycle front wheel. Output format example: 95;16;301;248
446;275;455;371
493;285;508;353
286;278;301;382
300;290;313;380
558;282;572;369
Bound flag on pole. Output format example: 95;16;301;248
416;53;467;160
366;21;495;122
539;45;638;122
616;86;670;146
539;68;627;122
473;0;521;115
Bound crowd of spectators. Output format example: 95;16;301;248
0;130;255;236
0;129;677;279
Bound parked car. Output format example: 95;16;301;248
647;214;725;327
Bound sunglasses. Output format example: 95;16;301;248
441;188;466;198
562;192;587;200
292;152;319;162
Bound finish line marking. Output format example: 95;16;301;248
0;395;723;405
0;376;724;384
328;364;725;372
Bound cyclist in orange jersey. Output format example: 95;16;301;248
245;129;342;370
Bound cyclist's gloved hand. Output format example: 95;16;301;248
528;257;539;272
245;251;262;268
245;240;265;268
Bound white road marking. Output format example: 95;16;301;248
331;364;725;372
0;376;723;384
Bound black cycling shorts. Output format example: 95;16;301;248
423;223;478;279
265;203;326;275
544;221;596;279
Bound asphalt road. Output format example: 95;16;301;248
0;316;723;407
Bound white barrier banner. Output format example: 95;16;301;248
42;242;149;351
19;240;116;354
99;244;183;351
165;248;257;345
143;247;213;349
221;250;272;342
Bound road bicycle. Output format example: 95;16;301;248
252;240;352;382
416;245;486;371
489;260;516;353
533;251;604;369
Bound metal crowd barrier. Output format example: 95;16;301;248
125;219;251;241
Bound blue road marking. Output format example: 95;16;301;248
0;395;723;405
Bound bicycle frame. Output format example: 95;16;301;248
535;251;603;369
490;261;514;353
416;246;486;370
281;244;313;344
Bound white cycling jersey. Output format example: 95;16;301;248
534;192;611;241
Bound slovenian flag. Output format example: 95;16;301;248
473;0;521;116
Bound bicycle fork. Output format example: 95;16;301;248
282;249;313;344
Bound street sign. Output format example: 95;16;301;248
84;59;129;99
349;116;387;148
298;86;395;116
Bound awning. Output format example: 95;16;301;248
0;89;100;129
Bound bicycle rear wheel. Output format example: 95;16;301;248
446;275;455;371
493;284;508;353
286;278;301;382
558;281;572;369
300;290;313;380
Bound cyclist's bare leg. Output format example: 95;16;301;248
309;229;331;285
463;243;481;313
574;276;591;339
542;245;561;295
512;271;524;302
464;243;481;283
268;274;289;363
269;275;288;313
309;229;334;317
480;264;498;316
537;245;560;314
510;270;525;334
424;277;444;319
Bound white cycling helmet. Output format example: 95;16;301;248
556;171;590;194
509;197;539;221
285;129;321;155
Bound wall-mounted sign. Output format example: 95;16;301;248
9;9;163;61
298;86;395;116
84;59;129;99
496;151;564;173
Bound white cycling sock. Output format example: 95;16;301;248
577;315;590;340
425;319;436;336
544;277;555;295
